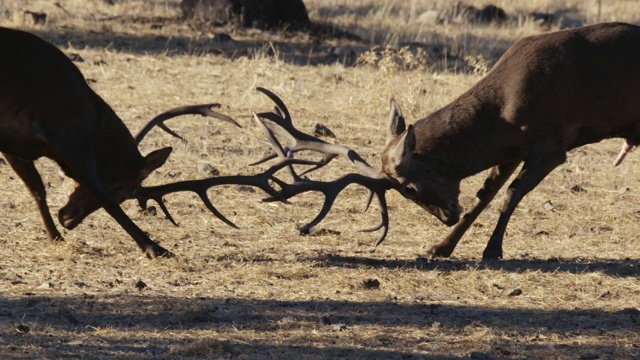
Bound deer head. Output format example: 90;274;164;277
58;104;238;230
381;101;462;226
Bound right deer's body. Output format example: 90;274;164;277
382;22;640;259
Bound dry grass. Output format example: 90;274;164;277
0;1;639;359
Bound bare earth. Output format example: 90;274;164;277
0;1;638;359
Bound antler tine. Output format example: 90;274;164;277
255;88;386;179
256;87;293;125
360;191;390;247
249;87;397;245
133;157;321;227
268;173;391;244
253;112;309;183
134;103;240;145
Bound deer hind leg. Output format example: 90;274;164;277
613;139;635;167
56;145;173;258
483;146;566;260
428;161;520;258
3;153;63;242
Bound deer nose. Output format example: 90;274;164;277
443;214;459;227
58;206;82;229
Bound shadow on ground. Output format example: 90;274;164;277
0;294;637;358
309;253;640;278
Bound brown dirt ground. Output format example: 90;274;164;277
0;1;638;359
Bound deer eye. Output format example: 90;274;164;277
404;184;418;198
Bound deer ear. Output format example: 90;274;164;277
141;147;173;178
404;125;416;154
386;125;416;166
386;99;406;145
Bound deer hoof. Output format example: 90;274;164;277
144;245;175;259
48;235;64;243
481;248;503;260
426;245;453;258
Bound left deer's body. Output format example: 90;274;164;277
0;27;239;258
382;22;640;259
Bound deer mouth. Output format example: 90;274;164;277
422;204;460;227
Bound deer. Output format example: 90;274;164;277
242;23;640;260
0;26;258;258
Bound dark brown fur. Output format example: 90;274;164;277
0;27;174;258
382;23;640;259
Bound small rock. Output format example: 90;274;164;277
135;280;147;291
320;316;332;325
505;288;523;297
213;33;233;42
15;324;30;334
68;53;84;62
139;206;157;217
198;163;220;176
37;281;53;289
543;200;555;211
570;184;586;193
237;185;256;193
25;10;47;25
332;323;347;331
0;202;15;209
313;123;335;138
362;278;380;290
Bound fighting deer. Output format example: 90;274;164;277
0;27;244;258
382;22;640;259
247;23;640;260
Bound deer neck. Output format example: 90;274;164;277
92;98;144;182
414;91;518;180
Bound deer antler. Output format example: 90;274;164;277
134;103;240;145
250;87;337;176
132;157;320;228
252;88;395;246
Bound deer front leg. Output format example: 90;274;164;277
428;161;520;257
483;147;566;260
3;154;63;242
59;148;173;259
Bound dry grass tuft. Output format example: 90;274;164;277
0;0;639;359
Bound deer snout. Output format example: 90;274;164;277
424;203;461;227
58;205;83;229
441;210;460;227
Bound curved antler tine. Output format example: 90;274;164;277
363;189;375;212
297;154;338;176
197;191;239;229
359;191;389;247
256;87;291;124
253;112;301;182
273;106;285;119
157;123;185;143
155;198;179;226
135;103;240;145
253;113;289;157
296;192;339;234
256;112;297;143
138;195;179;226
249;152;279;166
